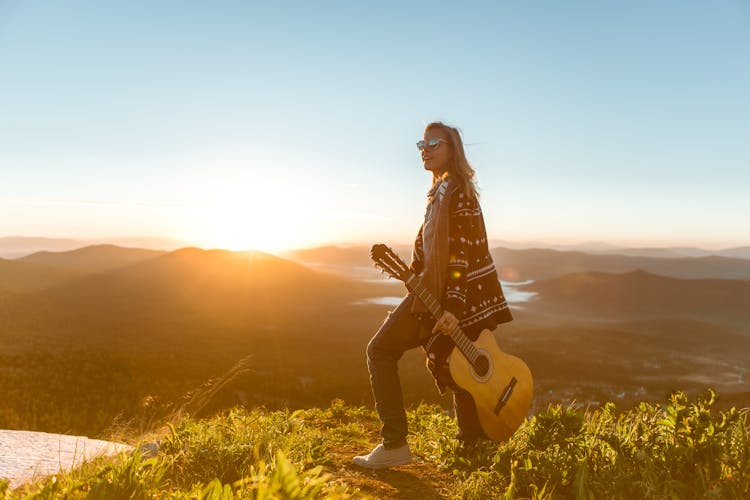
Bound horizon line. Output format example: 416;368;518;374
0;234;748;253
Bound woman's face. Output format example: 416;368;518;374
420;127;452;175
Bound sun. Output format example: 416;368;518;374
184;175;319;252
192;200;291;252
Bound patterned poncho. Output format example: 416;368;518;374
410;179;513;340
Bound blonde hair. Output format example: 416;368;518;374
425;121;478;198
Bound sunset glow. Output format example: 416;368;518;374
1;1;748;251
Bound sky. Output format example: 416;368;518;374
1;0;748;252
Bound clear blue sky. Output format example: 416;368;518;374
1;0;748;251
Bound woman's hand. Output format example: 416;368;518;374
432;311;459;336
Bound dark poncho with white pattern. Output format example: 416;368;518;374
410;181;513;340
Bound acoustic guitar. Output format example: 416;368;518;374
370;243;533;442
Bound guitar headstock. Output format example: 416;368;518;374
370;244;411;283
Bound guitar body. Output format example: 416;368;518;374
447;328;534;442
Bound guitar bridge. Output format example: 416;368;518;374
493;377;517;415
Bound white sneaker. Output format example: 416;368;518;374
352;443;413;469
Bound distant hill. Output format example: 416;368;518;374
596;246;750;260
0;258;83;293
279;244;750;281
42;247;341;301
489;240;626;253
596;247;706;258
0;245;168;292
18;244;165;273
486;240;750;259
32;247;393;326
521;269;750;326
102;236;188;250
718;246;750;260
0;236;89;259
490;247;750;281
3;246;398;344
0;236;189;259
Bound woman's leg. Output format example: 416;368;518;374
366;294;423;448
453;387;488;444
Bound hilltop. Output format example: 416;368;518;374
3;393;748;499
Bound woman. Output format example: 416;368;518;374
353;122;513;469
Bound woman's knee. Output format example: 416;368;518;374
366;337;382;362
366;336;400;364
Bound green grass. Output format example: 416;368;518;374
409;389;750;499
5;402;362;499
4;392;749;499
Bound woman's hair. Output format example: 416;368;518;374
425;121;478;198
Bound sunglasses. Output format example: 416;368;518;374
416;137;448;151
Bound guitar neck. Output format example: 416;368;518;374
405;273;482;363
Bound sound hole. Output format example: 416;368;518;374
473;355;490;377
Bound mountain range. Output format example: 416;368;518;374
281;245;750;281
3;235;749;260
1;242;748;437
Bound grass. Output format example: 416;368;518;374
3;391;749;499
408;389;750;499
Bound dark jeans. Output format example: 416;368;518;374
366;294;485;448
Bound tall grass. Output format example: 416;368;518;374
409;389;750;499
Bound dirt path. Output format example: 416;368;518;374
0;430;132;489
325;441;456;499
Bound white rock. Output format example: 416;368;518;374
0;430;132;489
